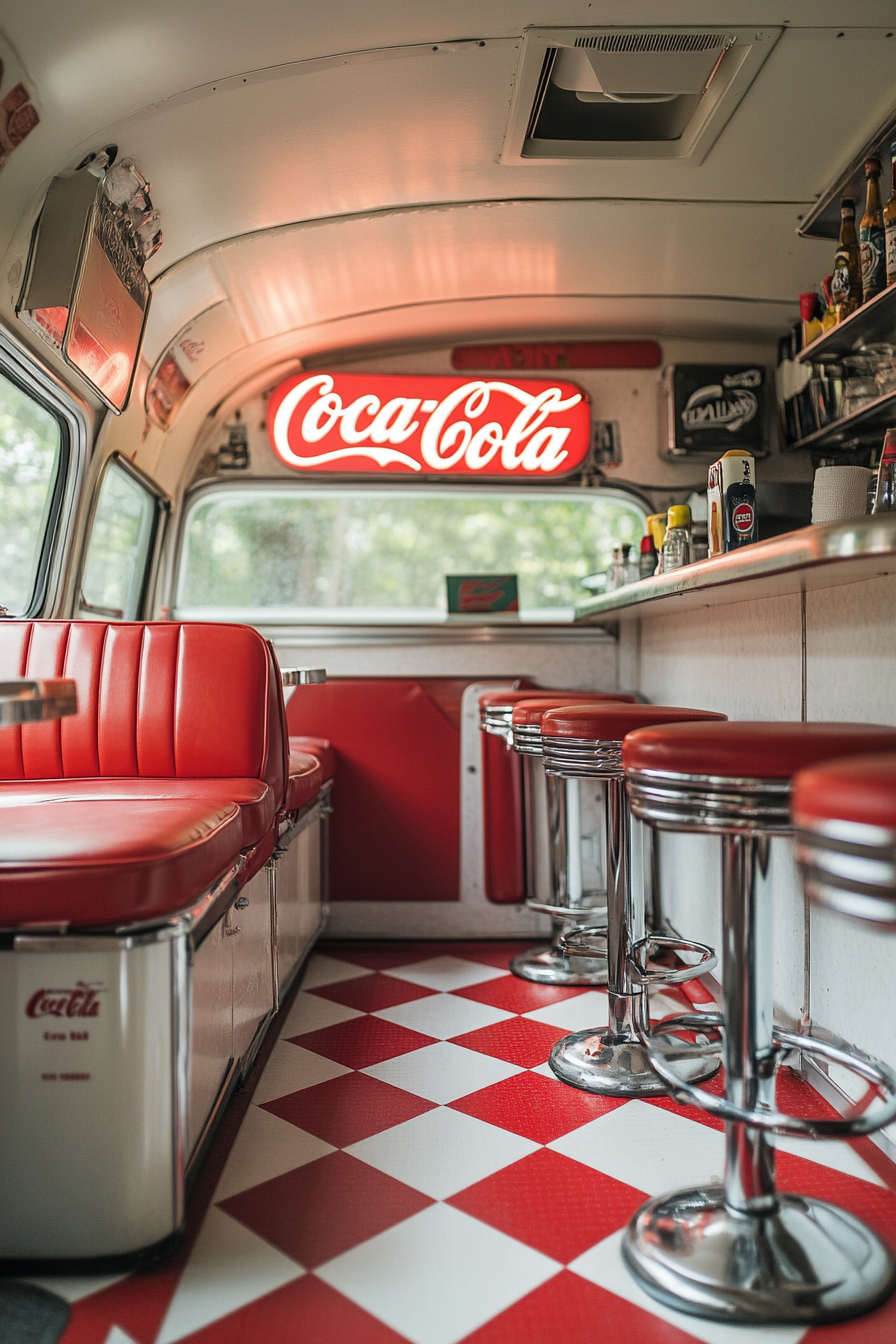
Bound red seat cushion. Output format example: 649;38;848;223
792;753;896;830
543;704;726;741
623;721;896;780
479;689;635;712
289;735;335;784
0;777;274;846
0;798;242;928
510;695;636;727
286;752;324;813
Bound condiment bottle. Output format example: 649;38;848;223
872;428;896;513
800;292;822;348
860;157;886;302
646;513;667;575
662;504;692;572
639;534;657;579
622;543;640;586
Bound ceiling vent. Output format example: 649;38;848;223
502;27;781;163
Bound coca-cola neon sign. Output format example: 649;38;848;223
266;373;591;477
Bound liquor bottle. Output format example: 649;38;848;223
871;428;896;513
831;197;862;320
885;141;896;287
860;158;886;302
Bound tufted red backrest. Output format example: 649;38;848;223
0;622;288;804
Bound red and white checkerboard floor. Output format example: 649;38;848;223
49;941;896;1344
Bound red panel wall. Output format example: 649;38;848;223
481;731;525;904
287;678;467;902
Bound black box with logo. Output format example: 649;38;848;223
663;364;769;459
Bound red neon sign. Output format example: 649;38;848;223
267;373;591;477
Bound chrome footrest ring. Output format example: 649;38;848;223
637;1014;896;1139
560;926;609;959
629;935;717;987
526;897;606;921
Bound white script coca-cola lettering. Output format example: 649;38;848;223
26;981;102;1019
266;372;591;478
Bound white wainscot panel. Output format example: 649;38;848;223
805;576;896;726
639;593;802;720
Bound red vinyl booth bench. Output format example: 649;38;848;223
0;621;333;1267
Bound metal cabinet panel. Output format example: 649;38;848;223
231;867;276;1066
188;916;232;1156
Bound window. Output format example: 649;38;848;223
0;367;65;616
78;457;161;620
176;485;645;623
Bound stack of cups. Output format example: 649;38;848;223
811;465;872;524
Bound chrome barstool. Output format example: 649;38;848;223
623;721;896;1326
479;689;633;986
545;702;726;1095
510;696;631;985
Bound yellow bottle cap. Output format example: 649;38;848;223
646;513;666;548
667;504;691;529
721;449;754;459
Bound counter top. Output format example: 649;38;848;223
575;514;896;623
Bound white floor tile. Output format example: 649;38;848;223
280;991;363;1038
156;1208;303;1344
301;954;371;990
213;1107;334;1201
775;1133;887;1188
317;1202;560;1344
363;1041;523;1104
549;1099;726;1196
523;990;608;1031
23;1273;126;1304
252;1040;350;1105
374;992;513;1040
103;1330;140;1344
346;1105;539;1200
571;1229;807;1344
383;955;508;992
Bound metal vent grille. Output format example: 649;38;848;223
574;33;729;54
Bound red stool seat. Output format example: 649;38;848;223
285;751;324;813
623;721;896;779
0;798;242;928
543;703;725;740
482;690;636;712
289;735;335;784
793;753;896;832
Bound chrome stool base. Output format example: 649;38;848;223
549;1025;719;1097
624;1186;896;1325
511;942;608;986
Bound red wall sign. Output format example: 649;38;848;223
452;341;662;371
267;372;591;478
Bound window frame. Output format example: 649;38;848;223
172;475;649;626
0;326;86;619
76;452;170;621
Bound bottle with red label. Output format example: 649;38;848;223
872;428;896;513
707;450;757;554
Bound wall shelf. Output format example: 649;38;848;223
785;386;896;454
574;514;896;623
797;283;896;366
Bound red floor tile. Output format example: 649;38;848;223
174;1276;413;1344
451;1016;567;1069
310;973;437;1013
219;1150;432;1269
450;1070;626;1145
317;941;471;970
454;976;587;1014
776;1148;896;1254
449;1148;647;1264
459;1269;700;1344
262;1071;436;1147
288;1015;436;1068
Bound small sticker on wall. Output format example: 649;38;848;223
0;33;40;172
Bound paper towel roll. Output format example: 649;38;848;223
811;466;872;524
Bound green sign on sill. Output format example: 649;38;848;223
446;574;519;615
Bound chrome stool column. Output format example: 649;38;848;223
545;703;725;1095
623;721;896;1327
509;696;631;985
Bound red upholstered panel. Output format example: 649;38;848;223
286;678;465;902
481;730;525;904
286;752;324;813
136;623;178;775
60;622;104;776
98;624;141;776
792;753;896;830
175;624;266;777
0;798;242;927
0;621;32;776
289;736;335;783
21;622;68;779
623;721;896;780
544;703;726;741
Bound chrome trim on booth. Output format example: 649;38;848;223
170;933;190;1229
627;768;791;835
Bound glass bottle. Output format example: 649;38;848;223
872;428;896;513
860;158;886;302
831;197;862;321
884;141;896;288
662;504;692;572
622;543;640;586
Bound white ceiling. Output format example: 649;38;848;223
1;2;894;415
